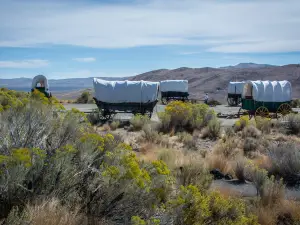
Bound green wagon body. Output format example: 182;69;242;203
242;99;291;113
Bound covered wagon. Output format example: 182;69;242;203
31;75;51;98
160;80;189;104
93;78;159;119
227;81;245;106
239;80;292;119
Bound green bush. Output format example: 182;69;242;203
168;185;258;225
267;142;300;185
130;114;151;131
159;101;218;133
286;114;300;135
0;104;172;223
201;117;221;140
110;120;120;131
75;91;94;104
234;115;250;132
243;137;259;154
177;132;196;150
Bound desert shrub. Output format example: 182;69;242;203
159;101;217;133
176;162;212;190
31;89;65;110
267;142;300;185
243;137;259;154
87;109;103;125
130;114;151;131
214;136;240;159
255;117;272;134
234;158;247;182
75;91;93;104
201;117;221;140
290;99;300;108
131;216;160;225
5;199;84;225
286;114;300;135
0;104;172;223
141;124;161;144
207;155;230;174
242;125;261;139
157;112;171;133
177;132;196;150
168;185;258;225
234;115;250;132
110;120;120;131
261;176;285;207
247;165;268;197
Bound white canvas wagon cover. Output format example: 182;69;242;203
242;80;292;102
228;81;245;95
93;78;159;103
32;75;49;90
160;80;188;92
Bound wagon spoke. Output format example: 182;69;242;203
277;103;291;121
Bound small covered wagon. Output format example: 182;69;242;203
227;81;245;106
160;80;189;104
93;78;159;120
31;75;51;98
239;80;292;119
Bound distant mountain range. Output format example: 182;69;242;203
1;63;300;102
220;63;276;69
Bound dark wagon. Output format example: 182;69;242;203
227;81;245;106
31;74;51;98
160;80;189;104
93;79;159;120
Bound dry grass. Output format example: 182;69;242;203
267;142;300;185
211;186;242;198
213;137;241;159
206;154;231;174
201;117;221;140
243;137;259;154
233;158;247;182
4;199;85;225
242;125;261;139
27;199;84;225
177;132;197;150
109;121;120;131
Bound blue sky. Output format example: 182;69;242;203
0;0;300;79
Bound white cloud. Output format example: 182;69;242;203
72;57;96;62
0;60;49;68
0;0;300;53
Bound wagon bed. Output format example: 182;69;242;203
93;98;157;120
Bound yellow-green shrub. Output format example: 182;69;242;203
159;101;217;132
234;115;250;132
130;114;151;131
168;185;258;225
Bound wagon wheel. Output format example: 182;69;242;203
101;110;113;121
227;97;235;106
255;106;271;120
276;103;291;121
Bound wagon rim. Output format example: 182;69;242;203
255;106;271;120
276;103;291;121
